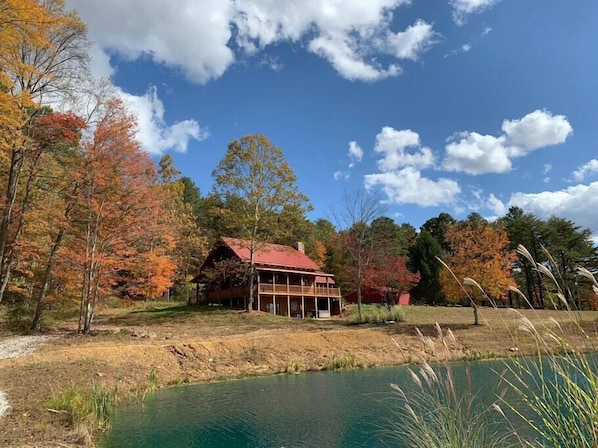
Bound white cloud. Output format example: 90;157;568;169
365;167;461;207
450;0;500;25
69;0;438;84
502;109;573;154
374;126;435;171
334;171;350;181
348;141;363;162
308;34;401;82
487;193;507;215
443;110;573;175
69;0;235;84
88;43;115;79
507;182;598;236
386;20;438;60
572;159;598;182
120;86;209;155
543;163;552;183
443;132;512;175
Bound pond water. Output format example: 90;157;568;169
101;359;522;448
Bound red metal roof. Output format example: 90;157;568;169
221;237;321;271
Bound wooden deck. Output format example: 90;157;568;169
206;284;341;301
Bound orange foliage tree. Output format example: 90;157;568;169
0;0;88;303
66;99;165;334
440;217;518;325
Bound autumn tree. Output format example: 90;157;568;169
211;134;311;310
440;216;517;325
0;0;88;303
334;188;387;322
68;99;160;334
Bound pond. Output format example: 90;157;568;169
101;359;522;448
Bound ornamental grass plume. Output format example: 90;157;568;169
390;244;598;447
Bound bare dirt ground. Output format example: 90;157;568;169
0;303;596;447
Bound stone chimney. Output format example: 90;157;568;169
292;241;305;253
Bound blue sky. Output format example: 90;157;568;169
68;0;598;237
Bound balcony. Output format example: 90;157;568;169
258;284;341;298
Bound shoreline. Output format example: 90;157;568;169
0;306;595;447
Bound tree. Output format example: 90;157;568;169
440;219;517;325
0;0;88;303
421;212;456;254
364;253;420;307
334;188;387;322
211;134;311;310
496;207;546;308
69;99;159;334
409;230;445;305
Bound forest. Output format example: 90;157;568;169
1;0;597;335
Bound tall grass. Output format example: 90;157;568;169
46;383;118;430
347;304;406;324
391;245;598;447
388;324;516;447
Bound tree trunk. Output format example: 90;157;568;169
31;228;65;330
0;148;24;303
248;257;255;311
356;264;363;323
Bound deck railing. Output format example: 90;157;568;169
258;284;341;297
207;284;342;300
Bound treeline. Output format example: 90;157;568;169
2;1;597;335
0;0;203;333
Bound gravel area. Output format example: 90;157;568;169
0;335;50;360
0;335;51;418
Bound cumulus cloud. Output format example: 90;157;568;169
486;193;507;215
507;182;598;236
443;110;573;175
69;0;438;83
365;167;461;207
444;132;512;175
120;86;209;155
572;159;598;182
450;0;500;25
363;126;459;207
374;127;435;171
502;109;573;154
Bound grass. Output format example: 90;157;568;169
326;352;359;371
347;304;406;324
391;246;598;447
46;383;117;430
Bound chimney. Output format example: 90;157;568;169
292;242;305;253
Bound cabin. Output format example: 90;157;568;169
194;237;342;318
345;286;411;306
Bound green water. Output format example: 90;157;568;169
101;360;517;448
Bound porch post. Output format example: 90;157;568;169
301;296;305;319
272;295;276;315
315;296;319;319
287;295;291;318
328;297;331;317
